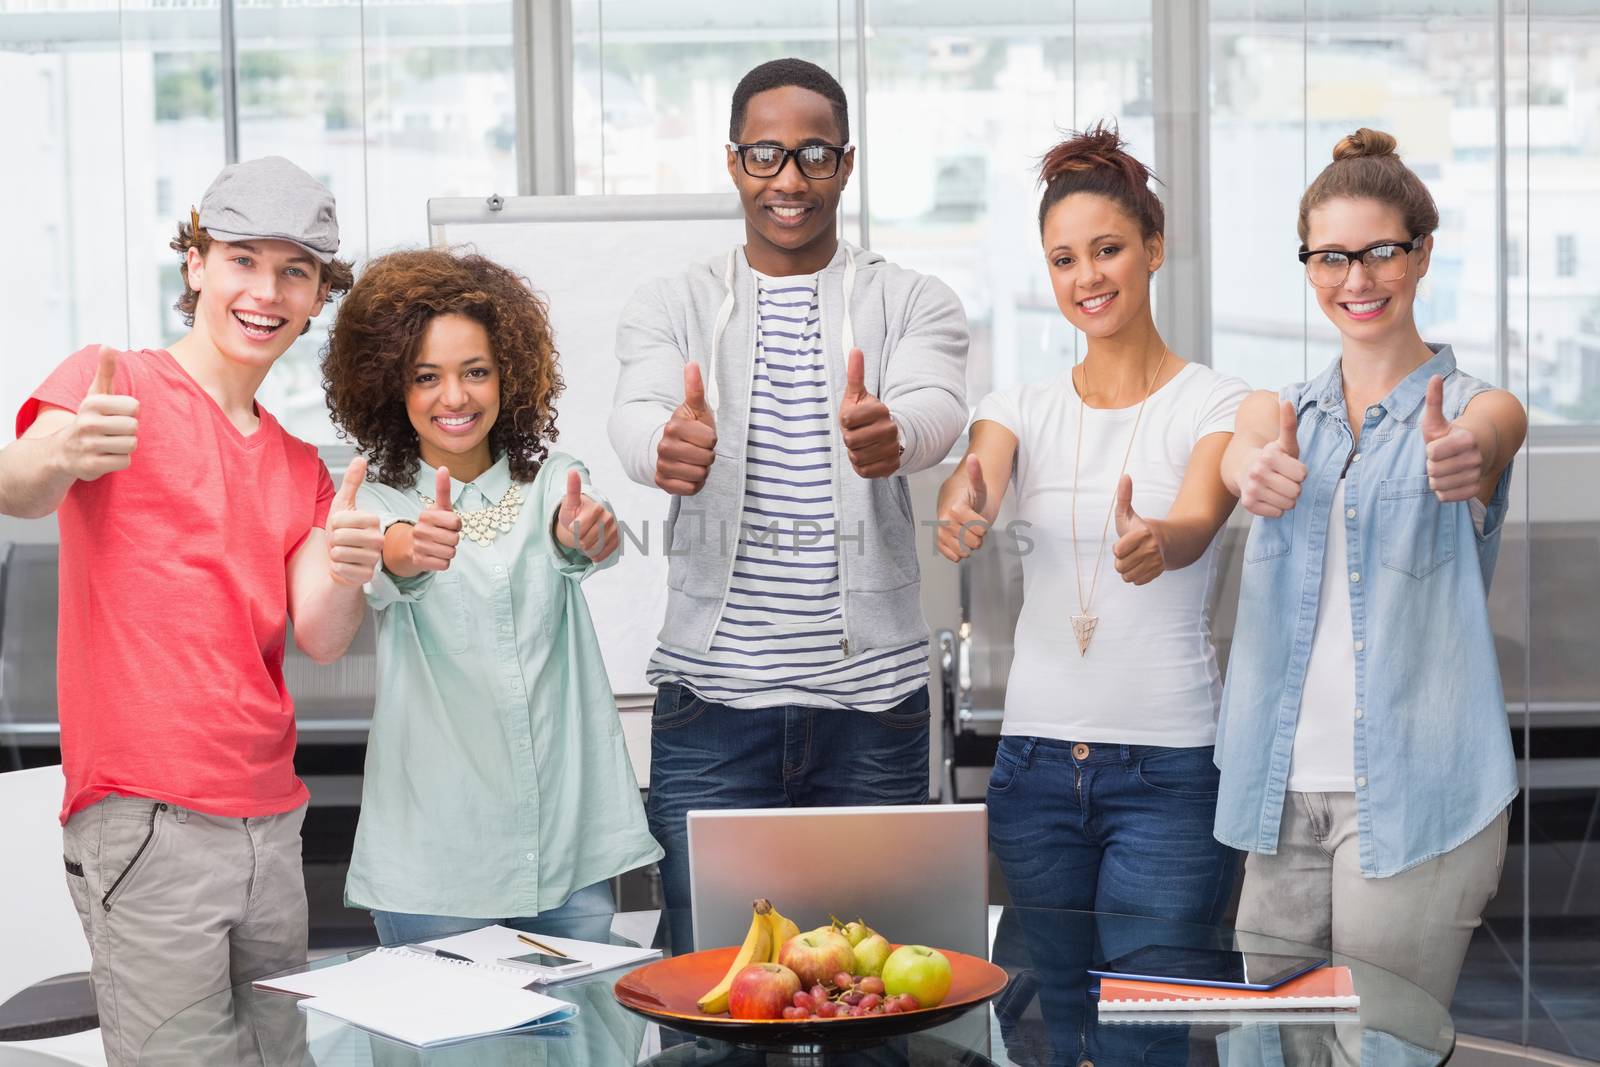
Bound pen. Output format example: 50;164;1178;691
404;944;474;963
516;933;572;958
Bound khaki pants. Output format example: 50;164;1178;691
62;795;311;1066
1235;792;1508;1006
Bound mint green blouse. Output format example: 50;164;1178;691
345;452;661;917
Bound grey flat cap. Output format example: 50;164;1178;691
197;156;340;263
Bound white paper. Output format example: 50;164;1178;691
423;924;661;982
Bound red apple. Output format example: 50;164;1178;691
777;929;857;988
881;945;952;1008
728;963;801;1020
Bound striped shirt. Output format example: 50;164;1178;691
647;273;927;712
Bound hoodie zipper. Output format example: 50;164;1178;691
707;265;763;653
819;259;851;658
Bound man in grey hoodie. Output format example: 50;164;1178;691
609;58;969;949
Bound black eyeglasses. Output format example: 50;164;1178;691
1298;237;1424;288
730;143;850;180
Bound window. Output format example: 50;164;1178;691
1557;233;1577;277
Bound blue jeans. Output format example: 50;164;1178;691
646;683;931;952
987;736;1237;923
370;880;616;946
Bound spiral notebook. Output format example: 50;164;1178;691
253;947;578;1046
1095;965;1359;1013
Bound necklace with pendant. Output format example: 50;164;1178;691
1069;348;1167;656
420;482;524;546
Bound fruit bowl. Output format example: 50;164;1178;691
613;945;1008;1047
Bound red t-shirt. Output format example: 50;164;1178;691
19;347;334;822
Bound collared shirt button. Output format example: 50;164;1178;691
1346;507;1357;519
1356;776;1368;788
494;564;505;574
1354;707;1364;720
1353;452;1363;462
1350;571;1361;583
525;852;535;861
1354;639;1365;652
1367;406;1382;419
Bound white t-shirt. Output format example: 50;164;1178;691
1288;478;1358;792
973;362;1249;747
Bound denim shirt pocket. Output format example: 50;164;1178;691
1243;512;1293;564
1379;475;1457;579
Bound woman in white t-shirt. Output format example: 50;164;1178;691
937;126;1248;921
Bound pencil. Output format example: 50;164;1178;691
516;932;572;958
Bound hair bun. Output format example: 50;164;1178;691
1332;128;1399;162
1040;122;1140;183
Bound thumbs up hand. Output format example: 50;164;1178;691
61;346;140;481
1420;374;1482;502
655;362;718;496
839;349;901;479
1111;475;1168;585
326;457;384;587
936;454;991;562
1240;400;1309;518
555;468;619;562
408;466;462;572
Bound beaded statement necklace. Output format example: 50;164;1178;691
419;482;524;547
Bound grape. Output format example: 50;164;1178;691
792;991;814;1011
783;1006;808;1020
898;993;921;1012
810;984;828;1003
815;1001;840;1018
882;999;902;1014
849;1005;867;1017
832;971;854;990
859;993;882;1011
858;976;885;996
841;991;863;1006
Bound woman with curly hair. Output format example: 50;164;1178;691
323;248;661;945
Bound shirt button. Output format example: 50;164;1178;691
1353;452;1363;462
1354;640;1365;652
525;853;535;861
1356;776;1368;788
1072;743;1090;760
494;565;505;574
1350;571;1361;583
1354;708;1364;720
1367;406;1382;419
1346;507;1357;519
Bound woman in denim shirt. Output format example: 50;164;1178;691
1215;129;1527;1004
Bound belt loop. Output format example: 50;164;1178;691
1121;744;1135;767
1018;736;1037;768
172;807;189;824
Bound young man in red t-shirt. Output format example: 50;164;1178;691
0;156;384;1066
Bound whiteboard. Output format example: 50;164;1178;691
428;193;745;699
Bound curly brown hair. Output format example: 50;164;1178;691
170;214;355;334
321;248;563;488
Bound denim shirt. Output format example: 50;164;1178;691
1214;345;1517;877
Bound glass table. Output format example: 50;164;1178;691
142;907;1454;1065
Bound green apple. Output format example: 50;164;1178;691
852;933;892;977
837;919;875;947
881;945;952;1008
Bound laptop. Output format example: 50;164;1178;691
686;804;989;957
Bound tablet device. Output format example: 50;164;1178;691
497;950;593;980
1088;945;1327;991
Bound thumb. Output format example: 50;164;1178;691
89;346;119;397
1421;374;1449;442
334;457;367;513
683;362;709;420
1114;474;1136;533
434;466;452;511
843;349;867;404
1277;400;1300;460
965;454;987;509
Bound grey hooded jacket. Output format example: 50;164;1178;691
608;241;969;656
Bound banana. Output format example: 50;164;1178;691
697;899;774;1014
765;901;800;963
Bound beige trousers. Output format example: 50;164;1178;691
62;795;311;1066
1234;791;1508;1007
